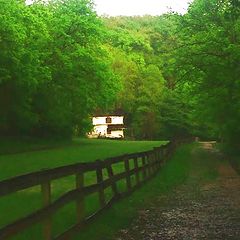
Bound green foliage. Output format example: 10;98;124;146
0;0;119;137
0;0;50;135
175;0;240;147
104;15;192;140
1;0;238;146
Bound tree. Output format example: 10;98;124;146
0;0;120;137
176;0;240;147
103;15;192;139
0;0;51;135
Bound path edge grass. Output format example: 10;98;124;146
73;143;194;240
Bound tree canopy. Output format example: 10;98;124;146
0;0;239;149
0;0;118;137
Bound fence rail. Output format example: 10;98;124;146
0;141;177;240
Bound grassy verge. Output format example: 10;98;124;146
0;138;167;239
228;153;240;174
73;143;193;240
216;143;240;174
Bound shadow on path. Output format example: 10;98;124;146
114;142;240;240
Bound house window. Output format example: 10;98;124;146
107;128;111;134
106;117;112;123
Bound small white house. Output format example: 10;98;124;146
88;116;125;139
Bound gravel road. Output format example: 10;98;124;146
114;143;240;240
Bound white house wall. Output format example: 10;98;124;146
108;130;124;138
111;116;124;125
94;125;108;135
92;127;124;138
93;116;124;125
88;116;124;139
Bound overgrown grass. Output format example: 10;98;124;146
73;143;193;240
230;154;240;174
216;143;240;174
190;145;220;181
0;138;167;239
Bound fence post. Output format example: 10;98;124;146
153;148;158;172
162;146;167;162
157;147;161;168
124;156;131;192
142;155;147;180
159;147;164;167
106;163;118;197
96;162;105;208
41;180;52;240
156;148;161;170
145;152;151;177
148;152;154;176
76;171;84;224
151;152;156;173
133;157;140;186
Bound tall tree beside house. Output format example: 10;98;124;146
31;0;119;137
175;0;240;147
0;0;51;135
0;0;119;137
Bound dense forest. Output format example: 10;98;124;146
0;0;239;150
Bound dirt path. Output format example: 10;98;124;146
114;143;240;240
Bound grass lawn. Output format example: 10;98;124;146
0;136;72;155
0;138;168;181
0;138;167;239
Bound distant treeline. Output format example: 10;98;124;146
0;0;239;149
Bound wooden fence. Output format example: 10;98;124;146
0;141;176;240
